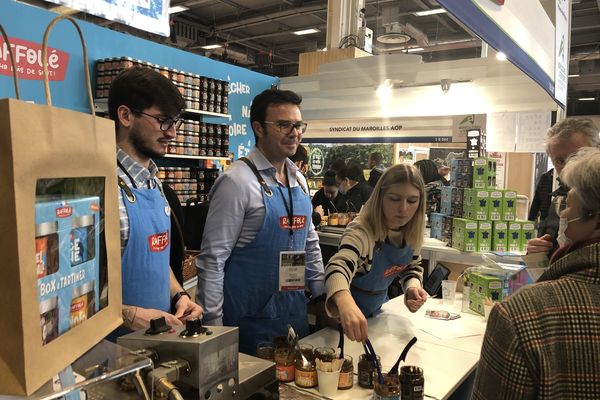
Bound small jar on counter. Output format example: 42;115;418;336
274;346;294;383
400;365;424;400
294;344;317;389
358;353;381;389
373;372;400;400
337;355;354;390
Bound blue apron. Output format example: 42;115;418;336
350;241;413;317
223;163;311;355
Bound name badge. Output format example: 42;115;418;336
279;251;306;291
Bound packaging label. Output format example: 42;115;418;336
0;37;69;81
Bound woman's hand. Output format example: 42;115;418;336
404;287;428;312
333;290;368;342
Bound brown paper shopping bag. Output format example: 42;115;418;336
0;17;122;396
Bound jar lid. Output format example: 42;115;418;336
72;280;95;297
71;214;95;228
36;221;58;237
39;296;58;313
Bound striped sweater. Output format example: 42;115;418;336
324;217;423;317
473;240;600;400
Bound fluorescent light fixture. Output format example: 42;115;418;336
168;5;188;14
496;52;507;61
293;28;320;35
406;47;424;53
568;74;580;78
578;97;596;101
413;8;447;16
201;44;223;50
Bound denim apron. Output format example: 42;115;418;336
223;160;311;355
350;241;413;317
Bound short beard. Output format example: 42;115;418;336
130;125;164;159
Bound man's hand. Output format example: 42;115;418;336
314;205;325;218
404;287;428;312
333;290;368;342
173;295;203;322
526;234;553;254
122;306;183;331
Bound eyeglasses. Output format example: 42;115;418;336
263;120;308;134
131;109;183;132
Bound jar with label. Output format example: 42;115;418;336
373;372;400;400
294;344;317;388
358;353;381;389
256;342;275;361
40;296;59;345
70;281;95;327
36;221;59;278
338;355;354;389
70;215;95;266
274;347;294;383
400;366;424;400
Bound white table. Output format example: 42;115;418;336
290;295;488;400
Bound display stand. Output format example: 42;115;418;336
0;340;152;400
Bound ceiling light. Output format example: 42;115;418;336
168;5;188;14
496;52;507;61
578;97;596;101
413;8;447;17
568;74;580;78
293;28;320;36
201;44;223;50
406;47;424;53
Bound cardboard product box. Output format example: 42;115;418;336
461;188;472;219
440;186;453;215
502;189;517;221
520;220;536;251
472;157;497;189
477;221;492;252
451;187;465;217
450;159;473;188
469;271;506;316
452;218;478;252
473;190;490;220
492;221;508;252
430;213;445;240
508;221;523;252
488;189;503;221
442;215;453;245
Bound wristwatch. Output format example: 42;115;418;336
171;290;190;312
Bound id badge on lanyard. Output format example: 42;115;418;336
279;251;306;291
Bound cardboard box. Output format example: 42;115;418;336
451;187;465;217
440;186;453;215
520;220;536;251
502;189;517;221
452;218;478;252
477;221;492;252
488;189;503;221
508;221;522;252
473;190;490;221
450;159;473;188
492;221;508;252
430;213;445;240
469;271;506;315
442;215;454;245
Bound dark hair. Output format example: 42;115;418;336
329;159;346;173
108;67;185;127
250;88;302;143
369;152;383;164
322;170;337;186
337;163;364;182
290;144;308;164
414;159;442;184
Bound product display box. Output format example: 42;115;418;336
508;221;522;252
430;212;445;240
472;157;496;189
502;189;517;221
477;221;492;252
492;221;508;252
36;197;101;345
520;221;536;250
440;186;453;215
451;187;465;217
442;215;454;246
472;190;489;220
452;218;478;252
450;159;473;188
469;271;508;316
488;189;503;221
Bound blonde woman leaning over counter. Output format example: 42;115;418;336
325;164;429;342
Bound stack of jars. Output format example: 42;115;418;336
166;120;229;158
157;167;219;205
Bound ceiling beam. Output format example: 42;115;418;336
215;3;327;32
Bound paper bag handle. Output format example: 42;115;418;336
41;15;95;115
0;24;21;99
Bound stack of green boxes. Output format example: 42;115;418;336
469;270;508;315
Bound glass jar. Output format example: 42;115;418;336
358;354;381;389
295;344;317;388
338;355;354;390
40;296;59;345
315;346;335;362
35;221;59;278
70;215;95;266
400;366;424;400
373;372;400;400
274;347;294;383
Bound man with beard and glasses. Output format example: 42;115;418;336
107;67;202;338
196;89;328;355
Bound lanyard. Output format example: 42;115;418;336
276;166;294;237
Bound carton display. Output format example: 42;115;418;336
473;190;490;221
502;189;517;221
430;213;445;240
492;221;508;252
442;215;453;245
452;218;478;252
477;221;492;252
469;271;507;316
450;159;473;188
472;157;496;189
508;221;522;252
440;186;453;215
488;189;503;221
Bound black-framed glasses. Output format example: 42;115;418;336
131;109;183;132
263;120;308;134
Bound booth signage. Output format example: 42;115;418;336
309;147;325;176
554;0;569;107
45;0;170;37
452;114;487;143
0;37;69;81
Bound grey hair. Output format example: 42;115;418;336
546;117;600;149
561;147;600;215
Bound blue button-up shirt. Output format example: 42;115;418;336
196;147;325;324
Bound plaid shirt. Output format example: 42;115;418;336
473;240;600;400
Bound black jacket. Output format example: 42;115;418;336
344;182;373;212
311;188;347;214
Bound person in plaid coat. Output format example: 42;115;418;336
473;147;600;400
